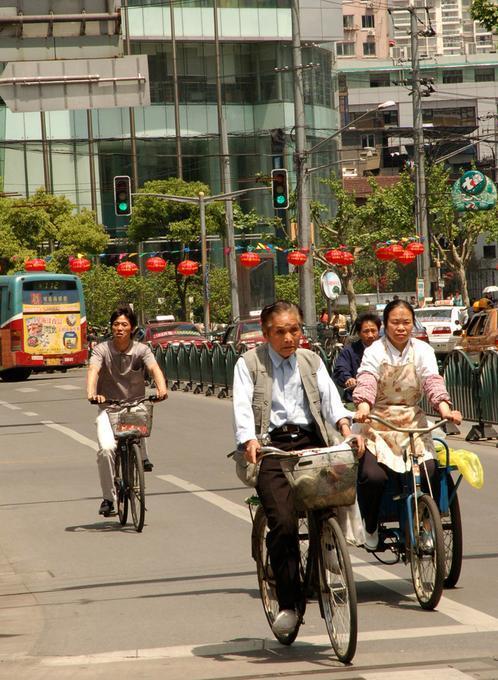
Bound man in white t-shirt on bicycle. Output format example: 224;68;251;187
87;304;167;517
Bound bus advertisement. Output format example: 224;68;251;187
0;273;88;381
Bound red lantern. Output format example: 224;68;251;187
177;259;199;276
25;258;46;271
341;251;355;266
324;249;344;266
145;256;167;273
375;246;395;262
389;243;404;259
287;250;307;266
69;257;91;274
240;252;261;268
397;249;417;266
117;261;138;277
407;241;424;256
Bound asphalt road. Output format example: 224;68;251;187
0;369;497;679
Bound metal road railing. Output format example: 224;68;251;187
153;342;498;442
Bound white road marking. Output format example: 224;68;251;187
23;411;39;417
0;401;21;410
15;387;38;393
157;475;252;524
363;670;470;679
54;385;80;391
34;627;492;667
40;421;98;451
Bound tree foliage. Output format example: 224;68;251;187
128;178;225;243
471;0;498;31
0;189;108;272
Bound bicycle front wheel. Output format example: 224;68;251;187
317;516;357;664
114;451;128;526
410;494;445;610
129;443;146;532
252;506;308;646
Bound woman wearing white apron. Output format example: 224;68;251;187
353;300;462;550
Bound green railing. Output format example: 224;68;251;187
154;342;498;441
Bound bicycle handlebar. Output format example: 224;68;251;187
89;395;164;406
354;413;447;435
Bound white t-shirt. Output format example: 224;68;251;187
357;337;439;382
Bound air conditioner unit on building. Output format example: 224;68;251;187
367;28;376;36
366;1;375;8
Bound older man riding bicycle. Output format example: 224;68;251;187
232;300;365;637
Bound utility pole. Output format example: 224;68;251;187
292;0;316;333
213;0;240;321
123;0;139;193
169;0;183;179
409;2;431;300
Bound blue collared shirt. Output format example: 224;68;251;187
233;345;351;445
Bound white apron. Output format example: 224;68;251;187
355;341;436;474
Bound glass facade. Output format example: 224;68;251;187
0;3;339;236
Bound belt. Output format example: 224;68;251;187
271;424;312;436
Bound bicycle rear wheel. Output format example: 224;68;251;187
441;475;463;588
252;506;309;645
317;515;357;664
114;450;128;526
410;494;445;610
129;442;146;532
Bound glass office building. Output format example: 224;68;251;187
0;1;342;235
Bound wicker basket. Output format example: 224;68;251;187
280;446;358;510
113;402;153;438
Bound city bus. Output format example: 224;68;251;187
0;272;88;381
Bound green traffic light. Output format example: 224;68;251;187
276;195;286;205
118;202;129;212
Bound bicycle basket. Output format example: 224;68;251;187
113;403;153;438
280;446;358;511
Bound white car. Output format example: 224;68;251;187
414;306;466;355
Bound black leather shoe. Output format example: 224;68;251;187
143;459;154;472
99;499;114;517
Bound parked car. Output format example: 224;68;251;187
414;306;464;355
221;317;311;352
144;321;208;349
456;308;498;359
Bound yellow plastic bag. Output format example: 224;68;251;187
435;444;484;489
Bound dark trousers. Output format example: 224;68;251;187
357;450;441;534
256;428;322;611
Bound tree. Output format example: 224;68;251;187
0;190;108;272
128;178;225;243
316;174;414;319
471;0;498;31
